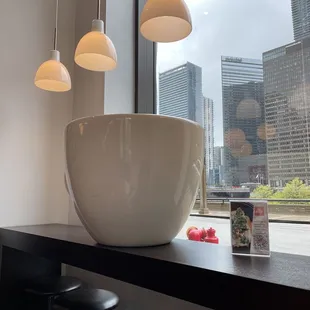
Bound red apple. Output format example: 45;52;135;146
188;229;202;241
186;226;198;239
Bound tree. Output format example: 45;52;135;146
232;208;248;238
251;185;274;199
250;179;310;203
273;178;310;201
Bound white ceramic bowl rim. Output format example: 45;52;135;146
65;113;202;129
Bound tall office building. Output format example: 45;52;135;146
158;62;203;127
203;97;215;185
292;0;310;41
263;38;310;187
221;56;267;186
213;146;225;186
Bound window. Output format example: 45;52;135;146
137;0;310;256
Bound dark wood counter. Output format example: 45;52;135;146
0;224;310;309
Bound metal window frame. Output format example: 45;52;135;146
135;0;157;114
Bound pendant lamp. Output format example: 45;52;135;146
75;0;117;72
35;0;71;92
140;0;192;43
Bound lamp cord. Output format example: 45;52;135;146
97;0;101;20
54;0;59;50
53;0;100;50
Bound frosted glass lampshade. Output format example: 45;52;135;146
35;50;71;92
75;20;117;72
140;0;192;43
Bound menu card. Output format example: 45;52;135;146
230;200;270;257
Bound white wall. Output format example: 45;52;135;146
0;0;76;226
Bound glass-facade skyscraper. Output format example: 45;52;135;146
213;146;225;186
263;38;310;187
291;0;310;41
204;97;215;185
158;62;203;127
221;56;267;186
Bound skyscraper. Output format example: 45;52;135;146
291;0;310;41
158;62;203;127
221;56;267;186
203;97;214;185
263;38;310;187
213;146;225;186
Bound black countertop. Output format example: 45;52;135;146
0;224;310;309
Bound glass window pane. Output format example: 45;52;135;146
156;0;310;239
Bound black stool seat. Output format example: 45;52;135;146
25;276;82;296
55;288;119;310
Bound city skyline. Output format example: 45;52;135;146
157;0;293;146
157;0;310;188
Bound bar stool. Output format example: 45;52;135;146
24;276;82;310
55;288;119;310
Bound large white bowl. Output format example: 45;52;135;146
65;114;203;246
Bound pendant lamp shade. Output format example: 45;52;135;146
35;50;71;92
140;0;192;43
34;0;71;92
75;20;117;72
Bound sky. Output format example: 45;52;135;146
157;0;294;146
